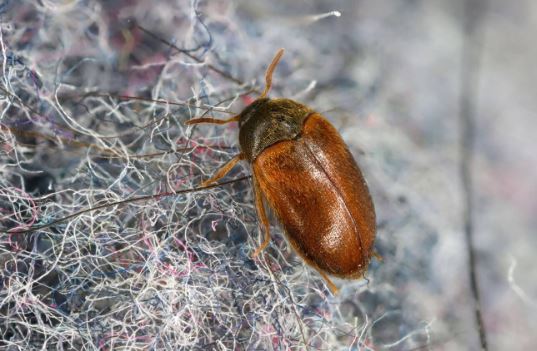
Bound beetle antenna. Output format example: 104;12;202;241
260;48;285;99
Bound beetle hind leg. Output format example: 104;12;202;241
317;270;339;295
252;179;271;258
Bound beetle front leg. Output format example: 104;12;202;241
186;115;240;125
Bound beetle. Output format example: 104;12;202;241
186;49;376;294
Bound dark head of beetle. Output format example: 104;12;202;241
238;97;313;162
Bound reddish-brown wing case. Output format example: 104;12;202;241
253;113;376;278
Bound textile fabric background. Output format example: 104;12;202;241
0;0;535;350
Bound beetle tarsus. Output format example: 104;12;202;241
373;251;383;262
252;238;270;258
318;270;339;295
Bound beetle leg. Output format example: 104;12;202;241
373;251;383;262
317;270;339;295
186;115;240;125
201;153;244;187
252;179;271;258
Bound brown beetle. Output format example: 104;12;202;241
186;49;376;293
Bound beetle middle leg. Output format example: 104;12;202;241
252;178;271;258
200;153;244;187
